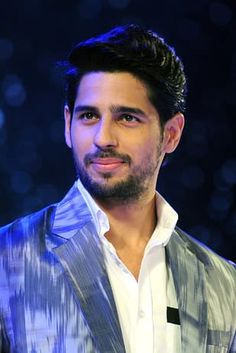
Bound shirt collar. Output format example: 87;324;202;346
76;179;110;236
146;193;178;250
76;179;178;247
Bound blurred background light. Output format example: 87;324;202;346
0;109;5;129
220;159;236;186
2;75;27;107
208;190;233;220
209;2;233;26
0;38;14;61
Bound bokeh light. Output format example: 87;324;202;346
0;38;14;61
209;2;233;26
2;75;26;107
0;109;5;129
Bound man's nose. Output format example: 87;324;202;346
93;117;118;149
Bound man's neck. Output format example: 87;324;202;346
97;194;157;280
96;193;157;248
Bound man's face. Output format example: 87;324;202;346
65;72;180;205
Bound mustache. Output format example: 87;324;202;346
84;149;131;165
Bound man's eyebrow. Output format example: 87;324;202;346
74;105;99;114
110;105;146;116
73;104;146;116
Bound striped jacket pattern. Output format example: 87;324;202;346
0;183;235;353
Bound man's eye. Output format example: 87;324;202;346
80;112;97;120
120;114;139;122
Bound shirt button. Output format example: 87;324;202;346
139;310;145;318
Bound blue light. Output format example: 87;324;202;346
221;159;236;185
0;38;14;61
5;82;26;107
2;75;27;107
209;2;232;26
0;109;5;128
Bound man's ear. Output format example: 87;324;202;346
162;113;185;154
64;105;72;148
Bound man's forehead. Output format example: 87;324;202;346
73;71;159;118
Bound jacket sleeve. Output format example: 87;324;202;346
229;262;236;353
230;332;236;353
0;318;10;353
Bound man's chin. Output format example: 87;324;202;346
85;178;126;193
85;172;127;186
79;173;146;204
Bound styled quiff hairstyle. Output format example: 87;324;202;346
64;24;187;126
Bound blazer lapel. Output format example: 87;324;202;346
166;229;208;353
53;221;126;353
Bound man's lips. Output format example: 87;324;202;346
90;158;126;172
91;158;124;165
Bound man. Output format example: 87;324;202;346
0;24;235;353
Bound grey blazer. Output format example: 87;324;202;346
0;186;235;353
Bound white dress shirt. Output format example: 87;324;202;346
77;179;181;353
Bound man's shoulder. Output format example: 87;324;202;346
175;226;236;279
0;204;56;246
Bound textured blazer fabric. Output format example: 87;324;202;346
0;184;235;353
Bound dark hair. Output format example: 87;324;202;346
64;24;187;126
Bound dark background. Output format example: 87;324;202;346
0;0;235;262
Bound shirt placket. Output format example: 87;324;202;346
134;254;153;353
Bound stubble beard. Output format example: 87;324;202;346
72;145;162;206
